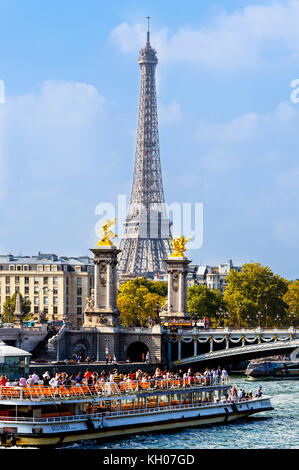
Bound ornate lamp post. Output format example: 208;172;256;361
257;311;263;329
275;314;281;329
246;314;251;328
264;304;268;328
238;302;242;329
289;311;296;328
216;307;223;328
223;311;230;330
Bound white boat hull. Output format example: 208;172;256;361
0;397;273;447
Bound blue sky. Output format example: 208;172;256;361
0;0;299;279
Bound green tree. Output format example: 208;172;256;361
223;263;289;327
1;293;32;324
187;284;223;324
283;279;299;325
117;279;166;327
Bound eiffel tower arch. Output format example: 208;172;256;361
118;20;172;278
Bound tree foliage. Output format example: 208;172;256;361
1;293;32;324
117;278;166;327
223;263;289;327
283;279;299;323
187;284;223;323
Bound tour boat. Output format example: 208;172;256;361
245;359;299;380
0;377;273;447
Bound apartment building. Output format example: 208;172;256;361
0;253;94;326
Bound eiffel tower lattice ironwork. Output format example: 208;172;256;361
118;19;172;277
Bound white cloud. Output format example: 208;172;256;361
159;100;182;125
110;1;299;70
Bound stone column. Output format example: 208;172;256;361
84;245;121;327
160;256;191;322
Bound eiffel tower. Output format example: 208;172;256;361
118;18;172;278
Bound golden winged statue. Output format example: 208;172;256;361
169;235;192;257
96;218;117;246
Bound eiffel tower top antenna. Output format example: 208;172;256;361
146;16;150;44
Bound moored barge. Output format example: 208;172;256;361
0;377;273;447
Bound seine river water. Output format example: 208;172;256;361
66;376;299;450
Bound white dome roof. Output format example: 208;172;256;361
0;340;31;357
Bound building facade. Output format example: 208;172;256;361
0;253;94;326
187;260;242;293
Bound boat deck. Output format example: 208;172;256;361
0;377;229;402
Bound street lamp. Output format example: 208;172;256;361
265;304;268;328
223;311;229;328
238;302;242;328
246;314;251;328
289;311;296;328
216;307;223;327
275;314;281;328
257;311;263;328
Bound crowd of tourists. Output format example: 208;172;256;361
0;366;263;399
0;366;229;387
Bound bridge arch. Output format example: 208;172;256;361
126;341;149;362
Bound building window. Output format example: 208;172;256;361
45;265;50;272
43;277;48;285
77;277;82;286
43;296;48;305
24;277;29;285
9;265;14;271
66;277;69;286
53;287;58;295
44;307;48;314
15;276;20;284
25;286;29;294
34;297;39;305
23;265;29;271
43;287;48;295
5;276;10;284
77;287;82;295
66;286;69;295
77;297;82;305
77;307;82;315
34;277;39;284
34;306;39;314
5;286;10;294
53;306;58;314
17;265;22;271
52;265;57;272
53;297;57;305
37;265;43;272
34;286;39;294
53;277;58;285
66;297;69;305
15;286;20;293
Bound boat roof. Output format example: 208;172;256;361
0;340;31;357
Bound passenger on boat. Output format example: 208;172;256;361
0;375;7;386
31;371;40;384
19;376;27;387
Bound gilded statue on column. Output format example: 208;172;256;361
169;235;192;257
96;218;117;246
